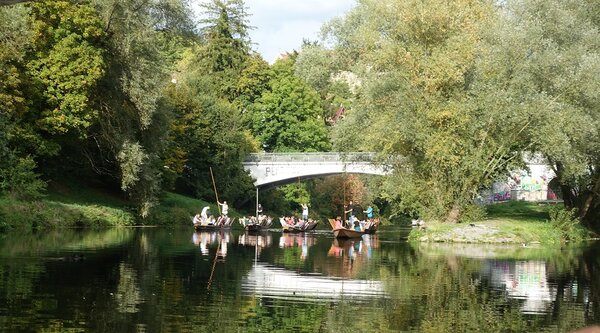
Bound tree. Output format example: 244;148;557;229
249;57;331;152
491;0;600;225
325;0;539;223
166;0;258;205
196;0;252;99
27;0;106;136
294;43;355;122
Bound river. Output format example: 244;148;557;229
0;226;598;332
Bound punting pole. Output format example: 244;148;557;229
210;167;221;215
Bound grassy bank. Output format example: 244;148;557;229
0;184;239;231
408;201;590;245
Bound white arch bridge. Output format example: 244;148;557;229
242;152;392;188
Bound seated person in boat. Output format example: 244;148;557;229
334;216;344;229
193;213;201;225
285;216;294;226
354;219;362;231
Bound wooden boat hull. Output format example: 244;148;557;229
333;228;364;238
194;224;231;231
193;217;234;231
282;225;303;233
245;224;267;232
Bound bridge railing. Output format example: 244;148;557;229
244;152;378;163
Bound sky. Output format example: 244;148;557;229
194;0;356;63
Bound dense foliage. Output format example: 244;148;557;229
320;0;600;225
0;0;598;228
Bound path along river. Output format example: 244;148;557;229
0;226;598;332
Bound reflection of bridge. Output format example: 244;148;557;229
242;152;392;187
242;262;385;300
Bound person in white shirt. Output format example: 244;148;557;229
301;203;309;221
201;206;210;222
193;213;201;225
218;200;229;216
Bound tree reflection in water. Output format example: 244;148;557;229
0;228;599;332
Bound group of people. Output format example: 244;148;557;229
193;199;377;231
193;200;230;226
331;200;375;232
344;200;374;230
280;215;318;231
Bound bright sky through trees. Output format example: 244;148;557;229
194;0;355;62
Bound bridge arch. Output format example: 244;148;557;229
242;152;391;188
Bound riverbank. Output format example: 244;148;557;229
0;183;233;231
408;201;591;245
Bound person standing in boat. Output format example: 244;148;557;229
363;205;374;230
257;203;263;219
345;201;356;227
363;205;373;220
301;203;309;221
218;200;229;217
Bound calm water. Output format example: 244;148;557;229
0;226;599;332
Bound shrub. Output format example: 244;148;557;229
549;206;587;243
0;155;47;200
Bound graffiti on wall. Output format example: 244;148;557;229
487;164;556;202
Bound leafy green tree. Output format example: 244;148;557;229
234;53;273;110
166;0;258;205
490;0;600;225
294;43;355;121
196;0;252;99
27;0;106;136
101;0;208;217
325;0;539;223
249;57;331;152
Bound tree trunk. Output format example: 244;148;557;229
578;174;600;224
556;162;575;210
444;205;461;224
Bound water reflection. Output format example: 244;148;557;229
417;242;580;316
0;227;597;333
278;233;317;260
242;262;386;301
238;231;272;255
328;234;380;259
483;260;554;314
192;231;230;257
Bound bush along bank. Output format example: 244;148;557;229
0;197;136;231
0;191;241;231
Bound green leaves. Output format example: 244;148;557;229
28;0;105;135
249;58;331;153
